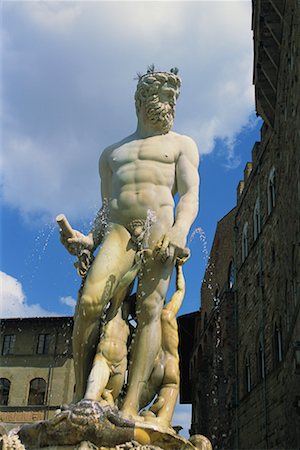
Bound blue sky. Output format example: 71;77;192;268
1;0;261;435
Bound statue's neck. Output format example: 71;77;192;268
135;113;170;138
135;124;165;139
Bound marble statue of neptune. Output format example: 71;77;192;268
59;68;199;428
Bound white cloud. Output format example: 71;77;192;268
60;295;77;310
2;1;254;222
0;271;58;318
2;134;100;220
23;3;83;34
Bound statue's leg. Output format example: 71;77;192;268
72;224;136;402
121;256;174;419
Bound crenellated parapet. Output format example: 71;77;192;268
252;0;286;127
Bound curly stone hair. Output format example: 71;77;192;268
135;71;181;113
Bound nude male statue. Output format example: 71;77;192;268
60;69;199;421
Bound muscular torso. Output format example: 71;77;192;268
104;132;182;239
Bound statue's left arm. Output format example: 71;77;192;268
159;136;199;254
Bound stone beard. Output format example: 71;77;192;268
145;96;175;134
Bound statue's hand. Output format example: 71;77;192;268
60;230;94;256
155;229;186;263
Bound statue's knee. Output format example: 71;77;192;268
77;292;99;320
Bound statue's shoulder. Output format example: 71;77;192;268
170;131;197;146
99;142;120;170
101;134;136;159
170;132;199;163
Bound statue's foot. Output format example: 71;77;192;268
142;415;173;433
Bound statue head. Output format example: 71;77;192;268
135;68;181;134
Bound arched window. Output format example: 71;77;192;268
242;223;249;262
28;378;46;405
267;167;276;214
228;261;235;290
245;355;252;394
292;244;300;306
0;378;11;405
197;344;203;369
257;340;265;381
203;334;208;355
253;198;261;240
274;322;283;364
204;312;208;329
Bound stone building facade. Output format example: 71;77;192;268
187;0;300;448
188;209;237;448
0;316;74;433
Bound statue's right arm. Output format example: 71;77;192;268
60;149;112;255
88;149;112;250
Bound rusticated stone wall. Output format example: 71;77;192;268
189;209;236;449
189;0;300;448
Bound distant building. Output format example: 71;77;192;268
181;0;300;448
0;316;74;433
187;208;236;446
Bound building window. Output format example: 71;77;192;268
245;356;251;394
189;359;194;378
257;341;265;381
36;334;50;355
267;168;276;214
2;335;16;355
0;378;11;405
294;343;300;373
253;198;261;240
293;279;299;307
242;223;249;262
274;322;283;364
271;246;276;263
292;244;299;306
197;345;203;369
28;378;46;405
228;261;235;289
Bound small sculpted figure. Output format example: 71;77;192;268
59;68;200;426
140;250;190;428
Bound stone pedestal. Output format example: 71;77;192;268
0;401;212;450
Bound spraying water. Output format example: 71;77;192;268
25;222;57;283
189;226;215;290
144;208;157;248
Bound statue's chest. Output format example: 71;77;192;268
109;139;176;170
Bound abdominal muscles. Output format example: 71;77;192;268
109;184;174;224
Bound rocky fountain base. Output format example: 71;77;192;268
0;401;211;450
